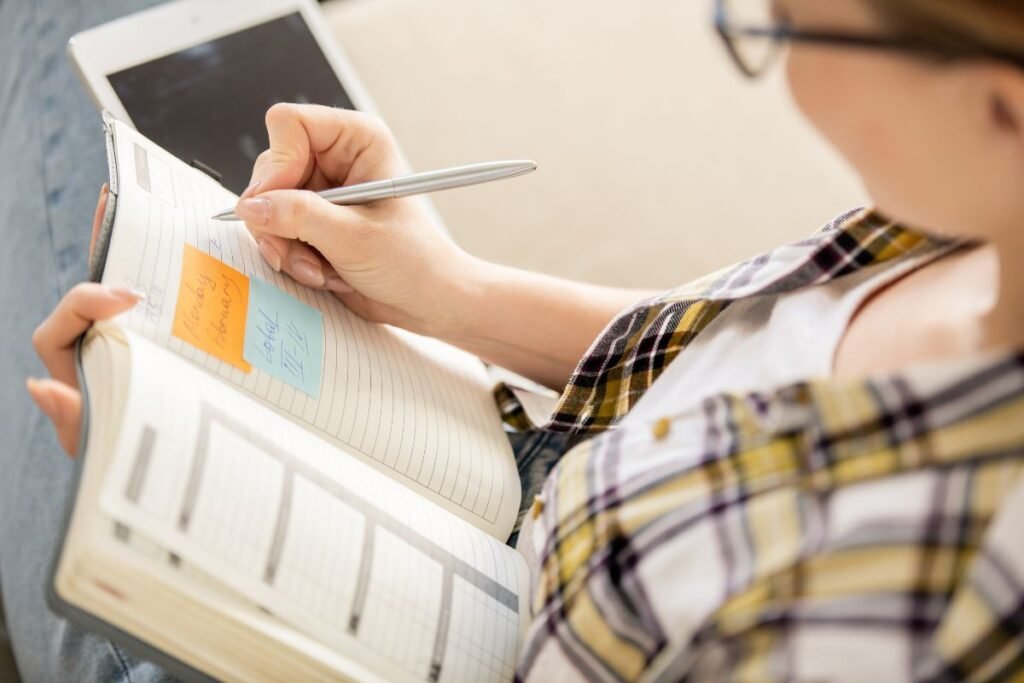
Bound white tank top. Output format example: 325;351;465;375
619;253;933;427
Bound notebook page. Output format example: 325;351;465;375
62;326;384;681
100;119;519;540
99;329;527;683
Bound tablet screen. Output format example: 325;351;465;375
108;12;355;194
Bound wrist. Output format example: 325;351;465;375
414;249;499;342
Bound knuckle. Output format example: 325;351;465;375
269;147;295;166
296;192;314;222
66;282;95;309
265;102;295;126
346;110;390;140
283;192;314;235
31;323;46;354
66;283;113;324
364;114;393;140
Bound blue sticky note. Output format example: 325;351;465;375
243;278;324;397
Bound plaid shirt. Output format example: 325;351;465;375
501;209;1024;681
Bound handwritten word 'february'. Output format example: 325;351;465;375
172;244;252;372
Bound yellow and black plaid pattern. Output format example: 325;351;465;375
496;208;942;434
517;355;1024;682
500;209;1023;680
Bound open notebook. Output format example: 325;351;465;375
50;114;530;683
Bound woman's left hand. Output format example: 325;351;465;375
26;185;142;456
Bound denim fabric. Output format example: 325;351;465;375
506;430;572;549
0;1;174;680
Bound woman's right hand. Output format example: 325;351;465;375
235;103;484;339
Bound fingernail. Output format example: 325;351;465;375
258;238;283;272
290;257;325;287
26;378;58;421
240;179;262;199
326;273;354;293
108;286;145;303
235;197;270;225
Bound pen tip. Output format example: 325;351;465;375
210;213;241;221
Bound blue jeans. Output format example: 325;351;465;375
0;1;173;680
0;3;571;679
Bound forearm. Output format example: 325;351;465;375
441;258;659;391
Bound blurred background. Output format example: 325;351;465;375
323;0;865;289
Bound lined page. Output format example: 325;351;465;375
100;120;518;539
101;330;527;683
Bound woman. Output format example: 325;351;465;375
23;0;1024;679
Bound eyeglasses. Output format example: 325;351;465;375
714;0;1024;79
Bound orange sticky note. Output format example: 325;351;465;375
172;244;252;372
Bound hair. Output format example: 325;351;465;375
864;0;1024;61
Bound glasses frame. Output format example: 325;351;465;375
714;0;1024;79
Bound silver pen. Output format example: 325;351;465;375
211;160;537;221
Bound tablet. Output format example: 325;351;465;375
69;0;379;194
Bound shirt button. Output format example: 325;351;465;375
652;417;672;441
531;495;545;519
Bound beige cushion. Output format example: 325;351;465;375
323;0;865;289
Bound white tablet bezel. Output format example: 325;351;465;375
68;0;382;124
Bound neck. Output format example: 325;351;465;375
983;228;1024;352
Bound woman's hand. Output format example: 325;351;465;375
26;185;142;456
236;103;481;338
238;103;658;390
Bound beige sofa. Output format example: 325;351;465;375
322;0;865;289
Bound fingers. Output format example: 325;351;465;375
251;231;352;292
88;184;109;260
260;103;319;191
283;243;352;293
255;233;352;291
241;151;273;199
235;190;367;293
244;144;338;199
26;378;83;456
256;103;403;192
32;284;142;386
